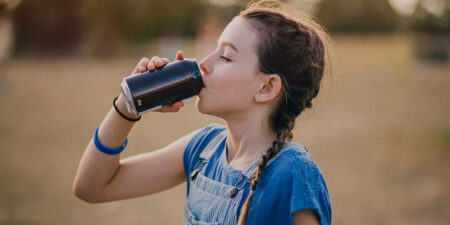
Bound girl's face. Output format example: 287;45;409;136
196;16;266;118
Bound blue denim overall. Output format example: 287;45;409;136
183;128;300;225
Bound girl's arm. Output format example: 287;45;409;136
293;210;320;225
73;53;194;203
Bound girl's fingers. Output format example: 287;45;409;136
166;102;184;111
155;59;163;67
174;101;184;108
148;57;170;71
132;57;150;75
154;57;169;66
147;61;155;71
148;56;159;71
138;58;150;73
156;101;184;113
135;53;181;74
175;50;184;61
133;53;180;74
160;58;170;65
159;107;180;113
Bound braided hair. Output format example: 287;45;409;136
236;1;330;224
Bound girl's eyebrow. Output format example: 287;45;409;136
217;40;239;52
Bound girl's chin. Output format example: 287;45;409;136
199;87;206;96
194;97;205;113
195;98;214;115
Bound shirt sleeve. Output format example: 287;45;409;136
288;152;332;225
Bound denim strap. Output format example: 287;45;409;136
199;129;227;161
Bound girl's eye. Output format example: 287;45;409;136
219;55;231;62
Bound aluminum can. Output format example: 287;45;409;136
120;58;204;115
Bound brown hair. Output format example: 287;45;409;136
236;1;331;224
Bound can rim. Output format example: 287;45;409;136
120;78;137;115
191;58;205;87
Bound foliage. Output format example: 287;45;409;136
316;0;399;32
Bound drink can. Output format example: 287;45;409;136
120;58;204;115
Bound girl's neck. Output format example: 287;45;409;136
223;114;276;169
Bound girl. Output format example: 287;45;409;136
73;1;332;224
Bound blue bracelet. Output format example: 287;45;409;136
93;126;128;155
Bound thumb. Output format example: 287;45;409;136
175;50;184;61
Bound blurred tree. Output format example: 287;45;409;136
0;0;17;60
316;0;399;32
10;0;319;57
411;1;449;33
12;0;83;55
411;1;449;62
11;0;212;56
122;0;207;42
81;0;241;56
81;0;129;57
1;0;22;96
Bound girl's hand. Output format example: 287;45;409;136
127;50;185;113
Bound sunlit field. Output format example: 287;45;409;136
0;34;449;225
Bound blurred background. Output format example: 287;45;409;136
0;0;449;224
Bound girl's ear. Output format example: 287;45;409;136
254;74;282;103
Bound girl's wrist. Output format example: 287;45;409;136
115;94;141;121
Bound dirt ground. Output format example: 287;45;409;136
0;34;449;225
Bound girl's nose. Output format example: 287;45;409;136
199;62;209;75
199;52;215;75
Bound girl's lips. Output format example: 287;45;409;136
199;87;205;96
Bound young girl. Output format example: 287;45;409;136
73;1;332;224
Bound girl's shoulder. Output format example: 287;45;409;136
267;142;328;190
186;123;226;151
183;123;226;175
187;123;322;179
197;123;227;138
259;142;332;224
266;141;317;173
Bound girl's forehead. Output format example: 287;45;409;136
218;17;258;53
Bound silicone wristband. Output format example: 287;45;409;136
93;126;128;155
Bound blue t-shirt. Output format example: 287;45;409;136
183;123;332;225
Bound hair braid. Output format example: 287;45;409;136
236;0;329;224
237;119;294;225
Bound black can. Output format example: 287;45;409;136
120;58;204;115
